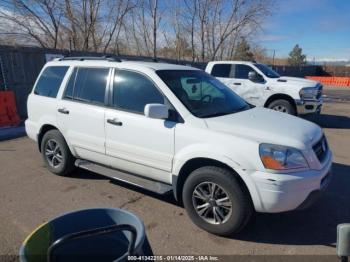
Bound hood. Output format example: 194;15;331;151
205;107;322;150
275;76;319;88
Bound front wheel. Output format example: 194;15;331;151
182;166;253;236
41;130;75;176
268;99;296;115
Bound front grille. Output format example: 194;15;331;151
313;136;328;162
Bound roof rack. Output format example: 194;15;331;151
119;57;159;63
59;56;122;62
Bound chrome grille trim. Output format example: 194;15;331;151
313;136;328;162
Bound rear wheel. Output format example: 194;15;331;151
268;99;296;115
182;166;253;236
41;130;75;176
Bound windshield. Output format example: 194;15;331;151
254;63;280;78
156;70;250;118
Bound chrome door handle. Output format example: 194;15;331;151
58;108;69;114
234;83;241;85
107;118;123;126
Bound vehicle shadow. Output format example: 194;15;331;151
69;168;107;180
68;162;349;246
109;179;179;206
303;114;350;129
235;162;350;246
69;168;179;206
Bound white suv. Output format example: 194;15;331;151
26;57;332;236
206;61;323;115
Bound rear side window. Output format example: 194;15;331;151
210;64;232;78
113;70;164;114
34;66;68;98
64;67;109;105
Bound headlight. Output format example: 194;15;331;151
299;87;318;100
259;143;309;170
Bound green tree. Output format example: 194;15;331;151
233;38;255;61
288;44;306;66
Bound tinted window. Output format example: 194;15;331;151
180;77;224;101
113;70;164;114
211;64;232;78
64;67;109;105
157;70;249;118
34;66;68;98
234;64;254;79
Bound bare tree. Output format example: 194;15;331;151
205;0;272;61
0;0;274;61
63;0;78;49
129;0;152;56
127;8;142;55
63;0;104;51
148;0;160;60
183;0;198;61
101;0;134;54
0;0;63;48
197;0;211;62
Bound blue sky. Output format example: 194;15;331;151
257;0;350;61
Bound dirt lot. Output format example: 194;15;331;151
0;87;349;260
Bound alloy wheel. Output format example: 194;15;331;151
192;182;232;225
45;139;63;168
272;105;288;113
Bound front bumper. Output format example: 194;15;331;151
296;99;323;115
249;150;332;213
295;171;330;210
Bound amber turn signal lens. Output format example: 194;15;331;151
261;156;284;170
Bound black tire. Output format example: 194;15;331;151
41;129;75;176
182;166;253;236
267;99;296;115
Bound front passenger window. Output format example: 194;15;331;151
234;64;255;79
113;70;164;114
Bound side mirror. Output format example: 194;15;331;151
144;104;169;119
248;71;264;83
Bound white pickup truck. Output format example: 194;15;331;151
205;61;323;115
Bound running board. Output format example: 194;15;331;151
75;159;172;194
